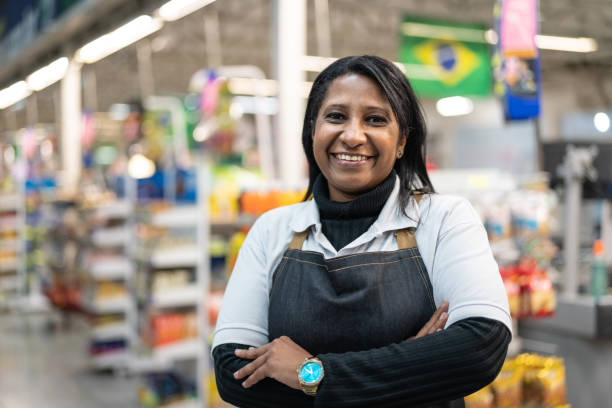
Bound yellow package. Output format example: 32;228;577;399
492;359;523;407
465;385;494;408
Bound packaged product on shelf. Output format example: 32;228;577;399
138;371;196;407
499;265;521;319
491;359;523;407
464;385;494;408
226;231;246;278
517;353;567;407
517;259;556;318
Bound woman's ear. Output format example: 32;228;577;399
397;136;407;158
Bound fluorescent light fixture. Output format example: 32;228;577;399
76;15;162;64
0;81;32;109
484;29;597;53
436;96;474;117
594;112;610;133
158;0;216;22
26;57;69;91
128;154;156;179
535;35;597;53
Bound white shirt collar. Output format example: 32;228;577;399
288;176;420;238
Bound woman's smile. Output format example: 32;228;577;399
330;152;375;167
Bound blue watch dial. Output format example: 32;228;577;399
299;361;323;384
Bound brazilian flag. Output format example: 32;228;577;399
400;17;492;98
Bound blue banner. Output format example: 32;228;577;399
493;0;541;120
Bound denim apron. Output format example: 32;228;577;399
268;224;465;408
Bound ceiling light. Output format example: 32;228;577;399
594;112;610;133
76;15;163;64
128;154;156;179
26;57;69;91
158;0;216;22
436;96;474;117
0;81;32;109
535;35;597;53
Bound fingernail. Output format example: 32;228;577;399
242;382;248;388
233;371;239;378
439;312;448;320
437;328;442;332
249;347;256;351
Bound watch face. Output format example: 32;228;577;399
299;361;323;384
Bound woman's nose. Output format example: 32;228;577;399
340;120;367;147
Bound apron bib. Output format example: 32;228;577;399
268;226;465;408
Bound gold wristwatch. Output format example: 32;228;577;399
297;357;325;396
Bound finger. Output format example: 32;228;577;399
242;366;268;388
414;302;449;338
427;312;448;334
235;343;270;360
234;354;267;380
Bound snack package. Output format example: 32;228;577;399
517;354;567;407
492;359;523;407
500;265;521;319
465;385;494;408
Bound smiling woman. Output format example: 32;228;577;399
212;56;511;408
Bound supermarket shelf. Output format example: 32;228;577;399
152;285;200;308
0;216;18;232
153;339;202;362
0;275;19;291
92;226;129;248
94;201;132;220
151;206;197;228
91;323;132;341
0;238;19;249
89;257;134;280
0;195;18;212
91;349;130;369
162;400;201;408
0;260;18;274
211;215;256;233
87;296;131;314
151;245;198;269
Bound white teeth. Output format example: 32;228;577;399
336;154;367;161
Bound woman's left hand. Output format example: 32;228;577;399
233;336;312;389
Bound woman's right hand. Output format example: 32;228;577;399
408;301;449;340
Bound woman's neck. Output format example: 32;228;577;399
313;170;396;220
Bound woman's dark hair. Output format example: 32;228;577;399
302;55;435;211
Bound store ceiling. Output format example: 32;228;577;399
1;0;611;86
1;0;612;129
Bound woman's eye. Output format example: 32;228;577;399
326;112;345;121
366;115;387;125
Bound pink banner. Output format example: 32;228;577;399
500;0;538;58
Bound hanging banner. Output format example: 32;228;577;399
494;0;541;120
399;17;492;98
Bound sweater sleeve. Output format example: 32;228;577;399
213;343;314;408
314;317;510;408
213;317;510;408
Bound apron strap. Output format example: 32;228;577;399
288;227;311;250
395;192;425;250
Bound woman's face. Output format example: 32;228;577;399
313;74;405;202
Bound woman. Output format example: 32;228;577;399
213;55;511;407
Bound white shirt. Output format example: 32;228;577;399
212;177;512;350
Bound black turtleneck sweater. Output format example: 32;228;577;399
212;173;511;408
314;170;396;251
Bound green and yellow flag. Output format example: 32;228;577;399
399;17;492;98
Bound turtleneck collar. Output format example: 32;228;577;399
313;170;397;220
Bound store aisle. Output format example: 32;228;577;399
0;313;140;408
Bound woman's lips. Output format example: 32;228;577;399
330;153;374;167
